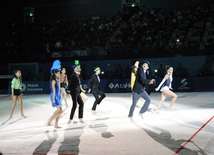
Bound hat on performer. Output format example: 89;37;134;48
94;66;100;72
72;64;79;70
142;60;150;67
74;60;81;71
50;60;61;75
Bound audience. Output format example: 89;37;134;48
1;3;214;78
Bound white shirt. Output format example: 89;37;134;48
95;73;100;83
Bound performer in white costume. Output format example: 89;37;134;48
154;65;177;113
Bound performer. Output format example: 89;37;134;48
59;67;68;108
48;60;63;128
87;66;106;113
10;70;26;119
68;64;85;124
154;65;177;113
73;71;88;119
128;61;155;118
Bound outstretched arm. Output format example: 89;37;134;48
155;75;169;91
68;74;74;92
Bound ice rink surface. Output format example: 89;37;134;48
0;92;214;155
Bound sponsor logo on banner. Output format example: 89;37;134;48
108;83;131;89
81;84;88;89
21;83;27;92
21;83;43;92
178;79;191;90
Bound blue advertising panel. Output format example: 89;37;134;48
8;81;50;94
80;77;214;93
7;76;214;94
81;79;131;93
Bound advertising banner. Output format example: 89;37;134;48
8;81;50;94
7;76;214;94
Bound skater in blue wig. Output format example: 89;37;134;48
48;60;63;128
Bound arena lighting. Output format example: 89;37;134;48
132;3;135;7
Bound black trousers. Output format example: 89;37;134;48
70;93;84;119
92;90;106;110
145;84;154;96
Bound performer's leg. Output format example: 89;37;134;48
92;93;99;111
77;94;84;121
96;90;106;105
61;88;64;102
128;92;140;117
48;105;62;126
69;94;77;120
17;95;26;117
10;96;18;118
80;92;88;103
154;91;167;113
165;90;177;110
139;91;151;114
54;106;63;128
61;88;68;108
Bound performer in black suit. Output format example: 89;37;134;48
67;64;84;124
145;69;155;96
128;61;155;118
87;66;106;113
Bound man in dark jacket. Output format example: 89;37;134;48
88;66;106;113
128;61;155;118
68;64;84;124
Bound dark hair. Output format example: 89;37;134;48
50;69;60;88
131;66;137;75
72;64;79;70
166;65;172;70
142;61;150;67
94;66;100;72
13;70;21;79
13;70;22;85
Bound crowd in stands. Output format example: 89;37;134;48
1;3;214;61
1;12;122;60
108;4;214;55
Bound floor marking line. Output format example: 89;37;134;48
174;115;214;155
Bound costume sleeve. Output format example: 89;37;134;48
131;73;134;90
156;78;166;90
87;75;93;89
11;78;15;88
68;75;73;91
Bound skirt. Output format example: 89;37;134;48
50;93;62;107
14;89;21;96
60;83;65;88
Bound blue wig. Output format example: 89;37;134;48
50;60;61;75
